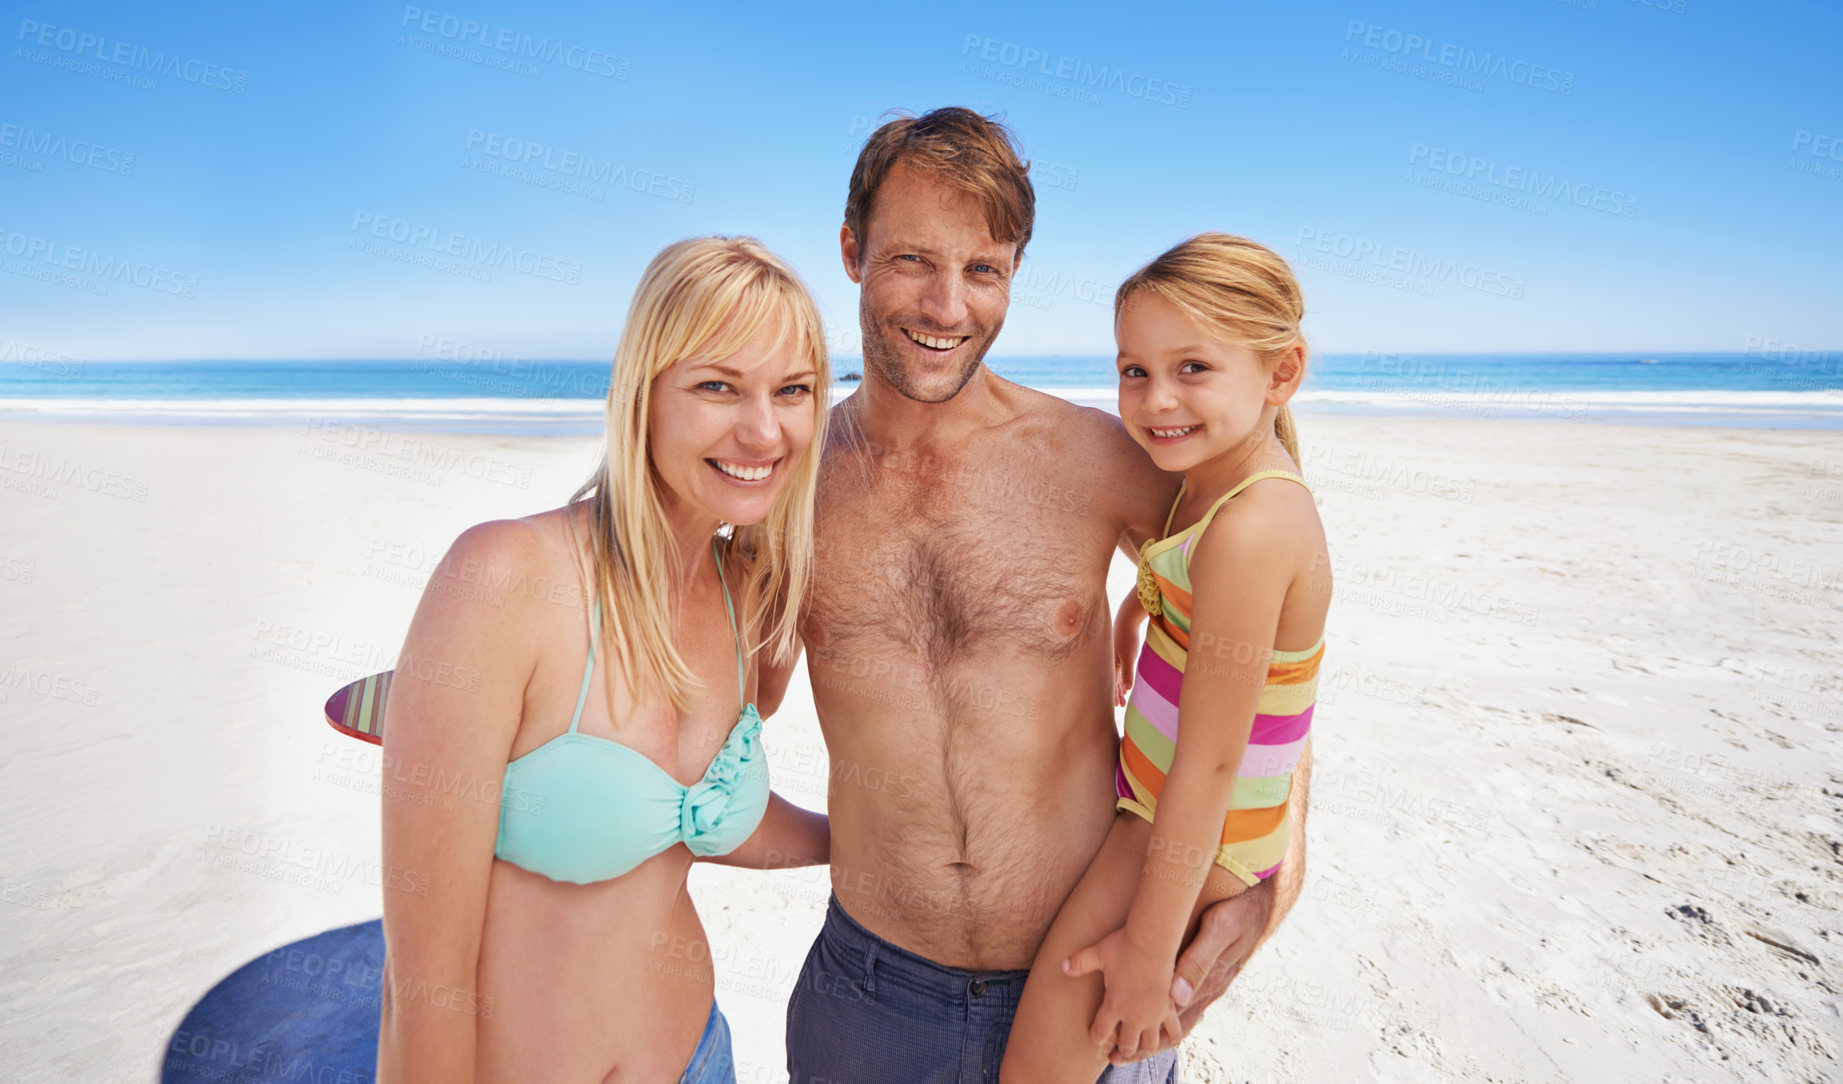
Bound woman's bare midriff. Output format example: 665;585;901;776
457;506;743;1082
473;839;715;1083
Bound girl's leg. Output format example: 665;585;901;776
1000;813;1251;1084
1000;813;1151;1084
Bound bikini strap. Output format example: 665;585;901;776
567;593;603;734
1158;485;1184;541
711;537;747;707
1186;470;1314;566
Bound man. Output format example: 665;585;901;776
784;108;1310;1083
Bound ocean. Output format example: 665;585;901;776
2;352;1840;434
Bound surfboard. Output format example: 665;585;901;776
163;919;383;1082
324;671;393;746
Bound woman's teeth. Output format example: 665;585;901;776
905;329;966;351
1150;425;1198;439
714;460;773;481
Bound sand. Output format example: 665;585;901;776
1;413;1839;1082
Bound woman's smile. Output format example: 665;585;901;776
707;457;780;485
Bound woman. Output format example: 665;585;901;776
377;236;831;1083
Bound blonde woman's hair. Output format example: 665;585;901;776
1114;233;1306;464
565;235;830;713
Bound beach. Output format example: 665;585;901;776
2;412;1840;1082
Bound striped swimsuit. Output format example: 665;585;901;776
1115;469;1325;887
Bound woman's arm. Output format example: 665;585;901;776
697;792;828;869
377;521;544;1084
755;638;803;720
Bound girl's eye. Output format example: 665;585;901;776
1180;361;1209;375
1120;365;1146;379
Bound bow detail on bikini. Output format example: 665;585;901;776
679;708;765;853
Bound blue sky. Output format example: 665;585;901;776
0;0;1838;361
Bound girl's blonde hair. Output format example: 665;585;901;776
565;235;830;713
1114;233;1306;464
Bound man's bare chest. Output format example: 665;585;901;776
805;456;1112;671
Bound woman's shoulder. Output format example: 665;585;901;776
438;507;585;609
450;512;553;567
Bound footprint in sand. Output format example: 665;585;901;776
1644;992;1710;1033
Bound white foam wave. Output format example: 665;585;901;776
1021;387;1843;416
0;397;609;417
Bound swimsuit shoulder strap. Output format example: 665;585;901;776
1159;484;1185;540
1186;470;1314;568
711;537;747;707
567;593;602;734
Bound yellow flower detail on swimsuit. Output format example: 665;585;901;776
1136;552;1162;618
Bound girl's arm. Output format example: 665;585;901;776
378;521;546;1083
1129;500;1289;948
695;792;828;869
1111;593;1148;708
1067;504;1294;1059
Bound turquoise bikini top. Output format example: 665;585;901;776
494;538;769;885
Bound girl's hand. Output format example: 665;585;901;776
1111;597;1146;707
1063;926;1183;1062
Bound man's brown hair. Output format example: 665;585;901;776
844;107;1036;260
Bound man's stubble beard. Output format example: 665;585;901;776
858;291;1001;405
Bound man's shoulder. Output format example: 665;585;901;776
1000;382;1137;455
1022;394;1158;489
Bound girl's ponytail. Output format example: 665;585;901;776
1274;403;1300;466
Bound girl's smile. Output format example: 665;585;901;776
1116;292;1278;478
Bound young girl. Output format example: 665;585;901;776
1001;233;1331;1081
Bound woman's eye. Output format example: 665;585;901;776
778;383;813;397
698;380;730;392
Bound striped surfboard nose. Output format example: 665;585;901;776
324;670;393;746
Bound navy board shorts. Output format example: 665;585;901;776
786;893;1179;1084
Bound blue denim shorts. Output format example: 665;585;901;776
786;893;1178;1084
678;998;735;1084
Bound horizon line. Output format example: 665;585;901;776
6;349;1841;365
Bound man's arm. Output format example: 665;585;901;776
1064;402;1182;564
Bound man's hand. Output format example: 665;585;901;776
1107;879;1276;1065
1173;880;1274;1025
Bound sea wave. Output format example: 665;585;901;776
1028;387;1843;415
3;385;1840;431
0;396;609;416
